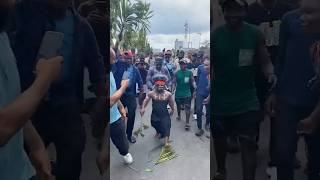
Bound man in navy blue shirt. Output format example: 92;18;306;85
266;9;320;180
114;50;144;143
10;0;105;179
298;0;320;135
246;0;293;171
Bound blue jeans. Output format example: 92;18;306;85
196;94;210;129
275;100;320;180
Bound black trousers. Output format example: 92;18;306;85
121;95;137;139
110;119;129;156
213;111;262;180
32;103;86;180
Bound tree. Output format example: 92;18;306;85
110;0;153;53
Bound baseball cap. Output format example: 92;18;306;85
179;58;188;64
123;51;133;59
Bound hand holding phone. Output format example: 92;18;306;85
37;31;64;60
35;56;64;83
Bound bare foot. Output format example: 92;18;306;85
154;133;161;139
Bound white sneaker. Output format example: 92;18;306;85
266;166;277;180
123;153;133;164
193;114;197;120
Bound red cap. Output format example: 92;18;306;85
123;51;133;58
155;80;166;86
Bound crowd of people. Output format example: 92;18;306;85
109;46;211;164
212;0;320;180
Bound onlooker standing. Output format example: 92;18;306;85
246;0;293;171
298;0;320;134
266;8;320;180
11;0;105;179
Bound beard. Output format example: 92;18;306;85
0;5;13;32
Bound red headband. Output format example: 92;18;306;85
155;80;166;86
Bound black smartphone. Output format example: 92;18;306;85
37;31;64;59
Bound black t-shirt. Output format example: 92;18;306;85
246;1;293;63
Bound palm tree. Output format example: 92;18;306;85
110;0;153;52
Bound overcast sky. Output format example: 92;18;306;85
146;0;210;50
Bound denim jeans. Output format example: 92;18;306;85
196;94;210;129
275;100;320;180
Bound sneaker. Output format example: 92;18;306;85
213;172;226;180
206;132;211;139
195;129;204;136
127;136;137;143
266;166;277;179
205;124;210;131
123;153;133;164
193;114;197;120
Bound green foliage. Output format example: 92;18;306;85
110;0;153;54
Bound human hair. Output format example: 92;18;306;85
221;0;248;12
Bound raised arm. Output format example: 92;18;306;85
0;57;62;147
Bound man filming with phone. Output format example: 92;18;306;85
10;0;105;179
0;1;63;180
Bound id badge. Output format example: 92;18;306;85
239;49;254;67
184;77;190;83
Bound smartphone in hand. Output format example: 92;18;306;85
37;31;64;60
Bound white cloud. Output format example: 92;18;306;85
143;0;210;49
147;0;210;34
148;31;210;50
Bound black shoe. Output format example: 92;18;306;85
213;171;226;180
195;129;204;136
127;136;137;143
228;137;240;154
294;156;301;169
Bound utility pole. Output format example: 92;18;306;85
197;32;202;49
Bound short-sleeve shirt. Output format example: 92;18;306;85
110;71;121;124
175;70;192;98
0;32;35;180
212;23;261;115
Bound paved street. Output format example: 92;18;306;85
110;99;210;180
211;117;309;180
